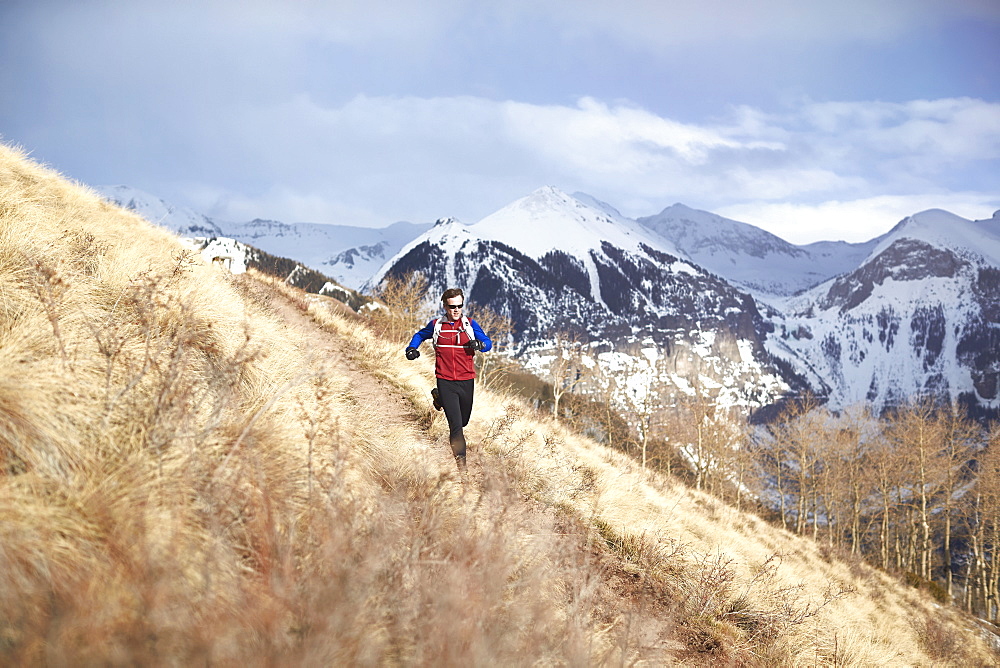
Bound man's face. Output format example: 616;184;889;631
443;298;464;322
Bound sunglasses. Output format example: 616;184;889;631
444;303;464;310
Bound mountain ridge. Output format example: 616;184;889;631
95;184;432;290
637;203;882;298
96;182;999;419
376;188;797;413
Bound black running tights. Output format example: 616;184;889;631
437;378;475;459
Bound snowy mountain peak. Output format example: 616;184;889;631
96;184;432;291
237;218;297;238
888;208;963;232
637;203;878;298
569;192;626;219
875;209;1000;267
96;184;223;237
470;187;679;259
659;202;698;215
364;214;473;290
640;203;798;259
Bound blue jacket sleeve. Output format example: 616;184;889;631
470;319;493;352
408;319;436;349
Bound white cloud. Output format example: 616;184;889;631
799;98;1000;163
504;97;775;168
5;2;994;242
717;194;1000;245
154;92;997;240
150;89;1000;248
180;181;388;226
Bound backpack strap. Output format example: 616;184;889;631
432;316;475;348
432;317;443;347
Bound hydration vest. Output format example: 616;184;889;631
432;316;477;381
432;316;474;349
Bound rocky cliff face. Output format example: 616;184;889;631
771;210;1000;420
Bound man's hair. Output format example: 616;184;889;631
441;287;464;304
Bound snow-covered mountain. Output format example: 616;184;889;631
222;218;431;290
97;185;224;237
372;187;798;411
99;181;1000;420
374;190;1000;420
637;203;880;298
771;209;1000;417
178;235;370;309
96;185;430;290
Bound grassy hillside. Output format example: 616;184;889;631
1;143;996;665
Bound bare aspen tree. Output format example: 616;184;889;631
807;406;879;553
939;407;979;597
885;400;945;581
579;358;625;452
963;481;984;613
989;425;1000;621
371;270;432;342
547;330;591;420
964;426;1000;618
773;434;791;532
705;405;744;499
764;394;824;535
831;406;877;555
725;419;753;511
669;380;740;492
634;354;663;468
654;382;684;478
794;404;826;538
468;303;514;391
618;349;674;470
752;420;792;532
813;415;843;546
673;385;712;491
868;425;906;571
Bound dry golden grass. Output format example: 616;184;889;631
1;141;997;666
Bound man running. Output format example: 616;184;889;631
405;288;492;471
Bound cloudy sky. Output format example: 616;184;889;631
1;0;998;243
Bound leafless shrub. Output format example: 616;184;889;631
467;302;514;392
369;270;432;342
912;613;967;663
480;402;534;460
24;256;70;369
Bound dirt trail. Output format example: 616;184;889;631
242;275;457;469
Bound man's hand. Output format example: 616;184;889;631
466;339;484;352
405;347;420;360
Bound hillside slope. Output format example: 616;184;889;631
1;144;996;665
